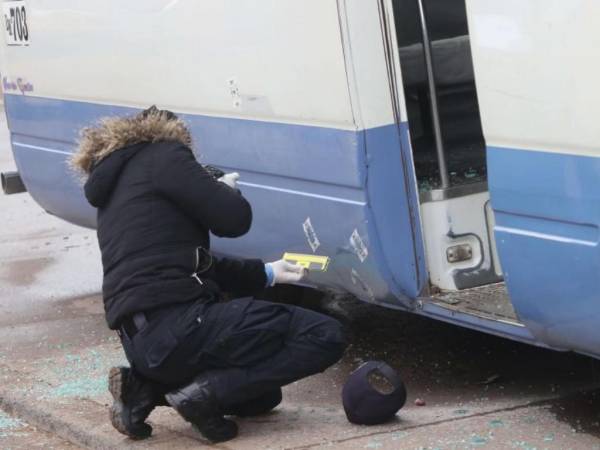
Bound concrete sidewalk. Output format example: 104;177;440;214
0;291;599;449
0;409;78;449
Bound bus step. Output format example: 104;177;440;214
430;282;520;324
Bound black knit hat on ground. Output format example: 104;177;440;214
342;361;407;425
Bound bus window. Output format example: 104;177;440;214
393;0;486;193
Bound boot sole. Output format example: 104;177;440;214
108;367;151;440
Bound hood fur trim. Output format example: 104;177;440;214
70;109;193;175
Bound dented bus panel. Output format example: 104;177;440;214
1;0;599;360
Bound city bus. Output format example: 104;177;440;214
2;0;599;359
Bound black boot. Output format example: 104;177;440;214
224;388;282;417
108;366;162;439
165;376;238;443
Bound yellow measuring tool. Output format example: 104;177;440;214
283;253;330;271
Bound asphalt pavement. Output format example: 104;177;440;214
0;113;599;449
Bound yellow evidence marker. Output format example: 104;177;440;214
283;253;330;272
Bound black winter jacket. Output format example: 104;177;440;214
73;112;266;329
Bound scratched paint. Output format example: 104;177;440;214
228;77;242;109
350;268;375;302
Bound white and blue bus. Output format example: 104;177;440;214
2;0;599;360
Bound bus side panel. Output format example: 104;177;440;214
467;0;600;357
6;94;401;305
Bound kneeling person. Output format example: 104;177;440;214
70;107;346;443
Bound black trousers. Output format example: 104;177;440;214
120;298;347;408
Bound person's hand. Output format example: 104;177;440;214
266;260;307;286
218;172;240;189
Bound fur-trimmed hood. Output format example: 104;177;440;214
71;108;193;208
70;108;193;175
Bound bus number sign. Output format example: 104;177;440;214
3;1;28;46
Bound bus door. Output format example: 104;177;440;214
467;0;600;356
